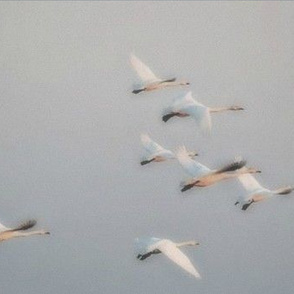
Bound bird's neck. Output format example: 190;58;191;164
176;241;196;248
13;230;47;238
209;107;231;113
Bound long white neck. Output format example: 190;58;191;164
13;230;49;239
176;241;198;248
209;107;232;113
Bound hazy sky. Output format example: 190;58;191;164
0;2;293;294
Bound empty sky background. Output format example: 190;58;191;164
0;2;293;294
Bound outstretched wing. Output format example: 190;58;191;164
238;174;265;194
176;146;211;178
155;240;201;279
130;54;161;84
185;105;211;132
172;91;196;110
237;174;268;202
0;221;10;233
135;237;162;255
173;92;211;132
141;134;166;155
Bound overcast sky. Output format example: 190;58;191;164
0;2;293;294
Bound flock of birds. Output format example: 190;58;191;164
0;53;292;282
131;54;293;279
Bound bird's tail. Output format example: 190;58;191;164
12;220;37;231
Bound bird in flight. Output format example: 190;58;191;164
136;237;201;279
130;54;190;94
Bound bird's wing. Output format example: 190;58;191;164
155;240;201;279
130;54;161;84
176;146;211;178
141;134;166;155
172;91;196;110
237;174;269;202
135;237;162;254
0;221;10;233
238;174;265;194
183;103;211;132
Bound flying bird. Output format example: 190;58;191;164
130;54;190;94
140;134;198;165
162;91;244;132
235;174;293;210
136;237;201;279
0;219;50;243
177;146;260;192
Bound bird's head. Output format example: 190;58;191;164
188;151;199;158
247;167;262;174
180;80;190;86
229;106;244;111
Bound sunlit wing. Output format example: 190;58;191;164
156;240;201;279
141;134;166;155
0;221;10;233
184;104;211;132
172;91;196;110
238;174;265;194
177;146;211;178
130;54;161;84
135;237;162;255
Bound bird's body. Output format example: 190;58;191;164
0;219;49;243
136;237;201;279
177;146;260;192
235;174;293;210
140;134;197;165
162;92;244;132
130;54;189;94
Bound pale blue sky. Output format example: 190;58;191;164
0;2;293;294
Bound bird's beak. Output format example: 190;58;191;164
256;170;262;173
45;231;50;235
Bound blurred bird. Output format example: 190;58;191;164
162;91;244;132
130;54;189;94
235;174;293;210
135;237;201;279
177;146;260;192
140;134;198;165
0;219;50;243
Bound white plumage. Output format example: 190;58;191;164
136;237;201;279
163;91;243;131
130;54;161;84
236;174;293;210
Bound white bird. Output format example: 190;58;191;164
140;134;198;165
177;146;261;192
162;91;244;132
0;219;50;243
130;54;190;94
235;174;293;210
136;237;201;279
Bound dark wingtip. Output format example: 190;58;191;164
181;184;194;192
217;160;247;173
132;89;144;94
13;219;37;231
162;113;176;122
